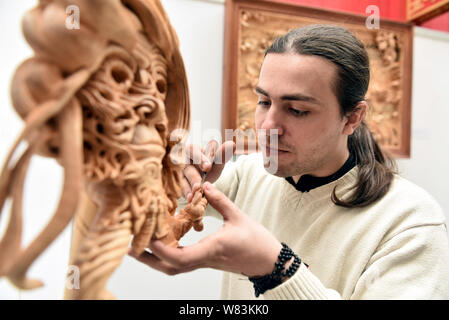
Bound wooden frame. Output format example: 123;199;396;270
222;0;413;158
407;0;449;23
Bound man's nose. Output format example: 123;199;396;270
260;106;284;135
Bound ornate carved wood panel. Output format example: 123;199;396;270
223;0;413;158
407;0;449;23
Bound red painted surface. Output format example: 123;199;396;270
419;11;449;33
274;0;449;33
275;0;406;20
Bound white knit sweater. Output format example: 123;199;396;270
201;153;449;299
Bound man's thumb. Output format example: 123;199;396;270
202;182;237;221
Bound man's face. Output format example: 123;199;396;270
255;53;350;178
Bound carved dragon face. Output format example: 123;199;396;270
0;0;190;290
77;35;169;190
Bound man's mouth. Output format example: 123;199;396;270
265;145;289;155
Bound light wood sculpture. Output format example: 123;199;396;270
0;0;207;299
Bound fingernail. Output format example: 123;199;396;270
202;161;210;171
186;192;192;201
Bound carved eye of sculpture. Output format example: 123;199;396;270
155;79;166;96
111;67;131;85
104;58;134;89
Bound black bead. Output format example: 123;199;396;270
249;243;304;297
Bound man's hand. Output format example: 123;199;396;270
129;182;282;278
181;140;235;202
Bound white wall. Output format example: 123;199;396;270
396;27;449;222
0;0;72;300
0;0;448;300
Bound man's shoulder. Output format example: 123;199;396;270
381;174;446;225
389;175;439;204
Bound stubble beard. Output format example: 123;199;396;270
264;149;326;179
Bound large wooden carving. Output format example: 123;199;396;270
0;0;206;299
223;0;413;158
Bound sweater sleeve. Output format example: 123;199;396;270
262;263;343;300
264;223;449;300
351;223;449;299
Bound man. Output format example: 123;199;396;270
130;25;449;299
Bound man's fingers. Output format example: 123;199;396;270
129;250;199;276
187;144;202;166
188;144;213;172
204;140;219;164
211;141;236;165
183;165;202;190
183;141;219;192
129;250;175;274
206;141;236;183
149;240;210;269
181;176;193;201
183;141;235;190
202;182;238;221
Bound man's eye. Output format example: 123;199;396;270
257;101;271;106
289;108;309;117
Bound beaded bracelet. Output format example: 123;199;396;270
248;242;301;297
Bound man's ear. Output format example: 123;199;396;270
342;101;367;135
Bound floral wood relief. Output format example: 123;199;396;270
227;1;412;157
407;0;449;22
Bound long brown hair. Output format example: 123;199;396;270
265;24;396;207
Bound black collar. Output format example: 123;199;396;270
285;152;356;192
